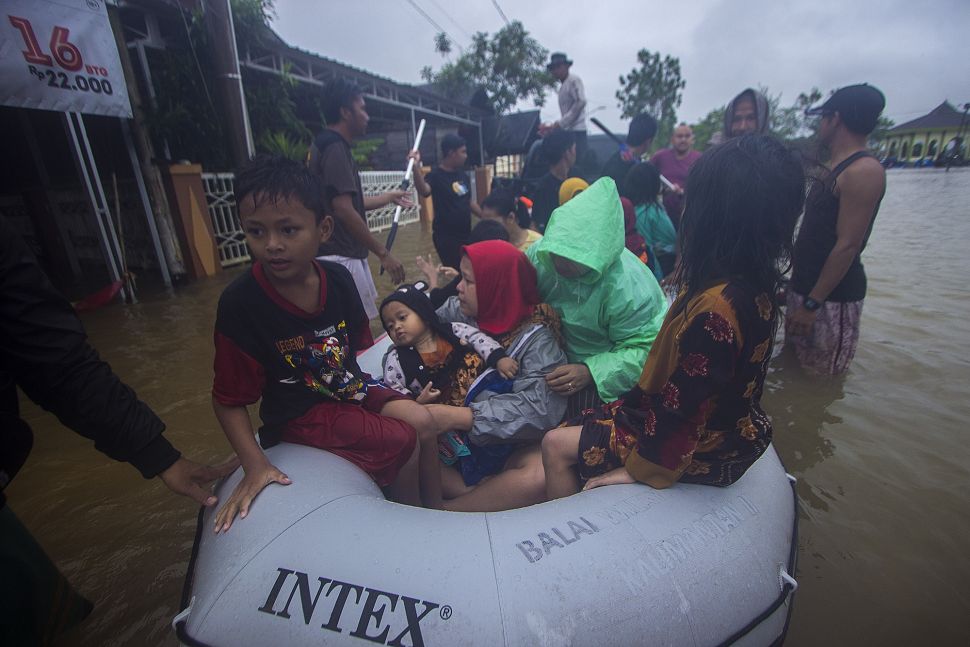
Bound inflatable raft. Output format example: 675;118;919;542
174;337;799;647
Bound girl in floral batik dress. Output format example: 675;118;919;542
542;134;806;497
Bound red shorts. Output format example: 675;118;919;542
281;386;415;486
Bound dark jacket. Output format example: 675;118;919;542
0;217;179;506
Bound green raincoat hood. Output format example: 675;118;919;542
531;177;624;285
526;177;668;402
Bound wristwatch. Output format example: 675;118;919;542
802;296;822;312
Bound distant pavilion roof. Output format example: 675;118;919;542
888;102;967;133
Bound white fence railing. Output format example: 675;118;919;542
201;172;250;268
358;170;421;233
201;171;420;268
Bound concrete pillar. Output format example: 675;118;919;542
474;166;492;205
160;164;222;280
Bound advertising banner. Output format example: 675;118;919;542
1;0;132;117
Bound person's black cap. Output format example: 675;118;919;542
805;83;886;135
627;113;658;146
546;52;573;70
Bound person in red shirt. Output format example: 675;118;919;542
650;123;702;228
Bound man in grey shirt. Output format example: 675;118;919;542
545;52;588;174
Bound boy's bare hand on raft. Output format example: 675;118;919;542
583;466;635;491
159;455;239;507
497;357;519;379
545;363;592;394
416;381;442;404
213;462;291;533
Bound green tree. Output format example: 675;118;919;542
421;21;550;114
350;137;385;170
615;49;685;147
144;0;310;168
772;87;823;141
691;87;826;152
434;32;452;55
868;115;895;150
690;107;724;150
243;62;310;151
258;131;307;161
231;0;276;46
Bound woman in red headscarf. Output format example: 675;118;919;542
428;240;568;511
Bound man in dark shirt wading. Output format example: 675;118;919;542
528;129;576;234
600;113;657;188
410;134;482;270
786;84;887;375
308;79;412;320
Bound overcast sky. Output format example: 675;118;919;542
271;0;970;134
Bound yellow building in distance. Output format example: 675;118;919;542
879;102;969;166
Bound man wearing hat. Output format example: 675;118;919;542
786;83;887;375
546;52;588;174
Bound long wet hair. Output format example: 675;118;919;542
481;186;532;229
621;161;662;207
674;134;804;312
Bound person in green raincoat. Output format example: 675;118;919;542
526;177;668;418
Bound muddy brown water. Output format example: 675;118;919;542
8;168;970;646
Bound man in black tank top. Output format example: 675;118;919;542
786;84;886;375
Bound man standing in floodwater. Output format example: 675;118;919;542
600;113;657;188
308;79;412;319
527;129;576;234
545;52;588;176
786;84;887;375
410;134;482;270
712;88;771;146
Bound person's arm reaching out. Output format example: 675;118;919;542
0;216;236;506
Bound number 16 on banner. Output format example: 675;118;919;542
2;3;130;116
9;16;84;71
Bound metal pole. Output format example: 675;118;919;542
133;39;171;159
226;0;255;159
65;112;126;301
109;4;187;280
478;122;485;166
76;113;131;300
960;103;970;156
205;0;254;165
121;118;172;287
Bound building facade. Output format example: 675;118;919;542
879;101;969;166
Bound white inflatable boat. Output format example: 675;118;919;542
174;337;799;647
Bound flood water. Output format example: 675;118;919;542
8;168;970;646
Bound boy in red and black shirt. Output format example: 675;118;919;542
211;156;440;532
